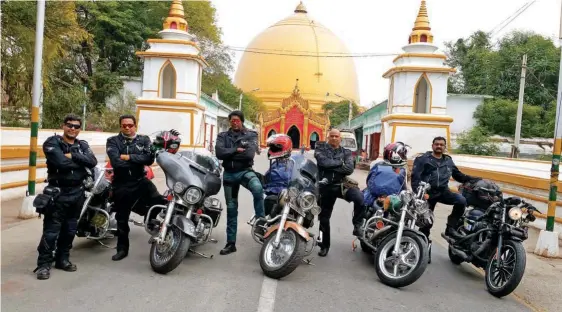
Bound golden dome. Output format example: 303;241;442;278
234;1;360;112
409;0;434;44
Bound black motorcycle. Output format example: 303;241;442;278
441;181;541;298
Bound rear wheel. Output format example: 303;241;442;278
149;225;191;274
259;229;306;279
485;240;526;298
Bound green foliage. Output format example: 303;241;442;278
474;98;555;138
86;93;137;132
456;127;500;156
445;30;559;138
2;0;250;128
323;100;361;127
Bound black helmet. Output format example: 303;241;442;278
153;129;181;154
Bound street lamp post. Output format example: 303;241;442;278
238;88;260;111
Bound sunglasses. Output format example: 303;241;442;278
121;124;135;129
106;169;114;174
65;123;81;130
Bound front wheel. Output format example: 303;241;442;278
485;240;526;298
374;231;429;288
149;225;191;274
259;229;306;279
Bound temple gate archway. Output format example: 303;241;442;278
287;125;300;148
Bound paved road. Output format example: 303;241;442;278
1;153;529;312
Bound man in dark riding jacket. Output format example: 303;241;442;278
34;114;98;280
411;136;480;240
106;114;165;261
315;129;365;257
215;110;265;255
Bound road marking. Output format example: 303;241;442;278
256;276;278;312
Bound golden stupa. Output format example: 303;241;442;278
234;1;360;113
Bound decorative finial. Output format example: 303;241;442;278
293;79;300;95
408;0;434;44
163;0;188;32
294;1;307;14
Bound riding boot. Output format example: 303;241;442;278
220;242;237;255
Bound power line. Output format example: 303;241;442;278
490;0;537;38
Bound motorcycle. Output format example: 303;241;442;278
247;155;321;279
355;160;432;288
441;183;541;298
145;147;223;274
76;163;157;248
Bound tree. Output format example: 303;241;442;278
323;100;361;127
456;126;500;156
445;30;559;107
473;98;555;138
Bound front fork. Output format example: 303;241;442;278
392;206;408;256
155;199;176;244
273;204;290;248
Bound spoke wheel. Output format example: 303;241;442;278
485;240;526;298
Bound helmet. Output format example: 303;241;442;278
153;129;181;154
383;142;409;165
266;134;292;159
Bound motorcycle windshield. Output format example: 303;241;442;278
288;154;318;195
178;150;220;173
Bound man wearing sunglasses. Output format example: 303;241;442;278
215;110;265;255
411;136;481;248
34;114;98;280
106;115;165;261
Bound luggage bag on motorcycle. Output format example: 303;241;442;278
459;179;502;209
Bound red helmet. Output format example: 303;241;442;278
153;130;181;154
383;141;409;165
266;134;293;159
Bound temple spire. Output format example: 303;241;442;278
163;0;188;32
408;0;434;44
294;1;308;14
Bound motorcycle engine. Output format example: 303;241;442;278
91;212;108;228
463;208;486;233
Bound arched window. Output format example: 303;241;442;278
414;74;431;114
170;22;177;30
420;34;428;42
159;61;176;99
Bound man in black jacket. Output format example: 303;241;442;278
215;111;264;255
411;136;480;239
315;129;365;257
34;114;98;280
106;115;164;261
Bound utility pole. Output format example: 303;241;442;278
534;1;561;258
27;0;46;197
511;54;527;158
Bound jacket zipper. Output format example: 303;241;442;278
127;144;131;176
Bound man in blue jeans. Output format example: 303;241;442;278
215;110;265;255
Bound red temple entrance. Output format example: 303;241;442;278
259;85;330;148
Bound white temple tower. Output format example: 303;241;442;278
135;0;208;148
381;0;456;154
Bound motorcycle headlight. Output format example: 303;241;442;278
204;197;220;208
309;205;321;216
173;182;187;194
184;187;202;204
297;191;316;210
508;207;523;221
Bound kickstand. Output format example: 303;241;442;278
189;249;214;259
302;258;315;266
352;238;358;252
